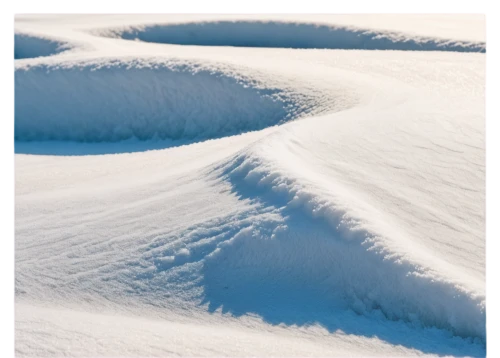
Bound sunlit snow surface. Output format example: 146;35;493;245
15;14;485;357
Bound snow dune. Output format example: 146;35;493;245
15;14;485;357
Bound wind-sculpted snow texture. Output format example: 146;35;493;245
15;14;485;357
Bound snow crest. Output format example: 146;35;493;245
208;151;486;342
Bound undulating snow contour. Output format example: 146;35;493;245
15;14;486;357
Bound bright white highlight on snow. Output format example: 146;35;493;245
15;14;485;357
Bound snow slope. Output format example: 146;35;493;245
15;14;485;357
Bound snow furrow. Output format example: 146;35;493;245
15;60;333;145
15;33;74;59
94;20;486;52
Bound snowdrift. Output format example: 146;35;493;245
15;60;314;143
205;152;486;343
97;21;486;52
14;14;486;358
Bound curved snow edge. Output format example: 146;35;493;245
212;152;486;342
15;60;334;144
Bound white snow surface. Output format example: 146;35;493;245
15;14;485;357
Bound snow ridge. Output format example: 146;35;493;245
204;150;486;343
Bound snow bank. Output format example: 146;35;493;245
15;33;71;59
205;152;486;342
96;21;486;52
15;60;311;143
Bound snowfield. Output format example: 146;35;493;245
15;14;486;357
